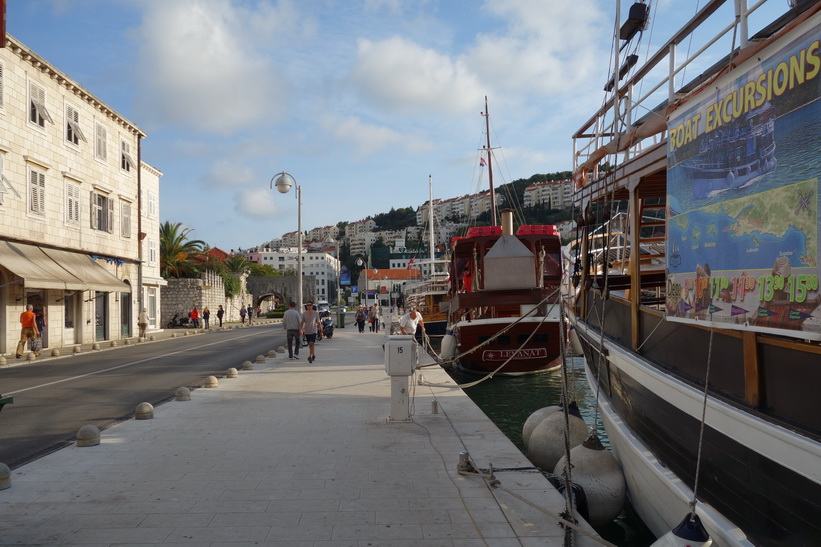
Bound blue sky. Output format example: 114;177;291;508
6;0;791;251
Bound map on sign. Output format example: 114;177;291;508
668;179;817;274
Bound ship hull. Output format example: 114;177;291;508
569;303;821;546
454;316;562;375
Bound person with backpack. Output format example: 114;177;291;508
239;305;247;324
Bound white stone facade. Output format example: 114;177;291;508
0;35;147;355
139;162;166;334
523;179;574;209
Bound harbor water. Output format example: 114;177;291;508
443;353;656;547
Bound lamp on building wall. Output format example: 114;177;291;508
271;172;302;309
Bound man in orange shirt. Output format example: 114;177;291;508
16;304;40;358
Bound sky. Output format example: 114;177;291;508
5;0;793;252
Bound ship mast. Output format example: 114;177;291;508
428;175;435;277
482;96;497;226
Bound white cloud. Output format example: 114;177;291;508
203;160;258;189
132;0;291;134
324;115;434;158
349;36;485;115
235;186;278;218
465;0;608;96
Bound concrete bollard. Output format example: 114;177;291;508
267;349;277;357
184;331;190;336
73;346;82;354
149;335;156;341
124;339;132;346
226;367;238;378
110;341;118;347
276;346;286;354
175;386;191;401
26;353;36;361
51;349;60;357
241;360;253;370
92;343;100;350
204;376;218;388
135;402;154;420
255;354;266;363
76;424;101;447
0;356;7;367
0;462;10;491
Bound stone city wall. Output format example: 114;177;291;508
161;272;250;327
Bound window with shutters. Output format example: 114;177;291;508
90;191;114;233
29;82;53;128
148;191;158;218
148;238;158;266
65;181;80;225
95;123;107;161
120;139;135;172
120;201;131;237
28;167;46;216
65;104;87;146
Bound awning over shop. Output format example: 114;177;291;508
0;241;86;290
41;248;130;293
0;241;130;293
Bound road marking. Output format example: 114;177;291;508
5;331;269;396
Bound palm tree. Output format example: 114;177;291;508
159;221;206;278
224;254;252;274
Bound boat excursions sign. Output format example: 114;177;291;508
666;22;821;339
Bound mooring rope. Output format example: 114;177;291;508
416;289;560;389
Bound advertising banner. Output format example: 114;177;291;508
666;20;821;339
340;269;350;286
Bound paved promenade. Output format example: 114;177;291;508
0;322;602;546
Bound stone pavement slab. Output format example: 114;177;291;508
0;325;603;546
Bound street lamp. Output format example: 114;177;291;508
271;172;302;310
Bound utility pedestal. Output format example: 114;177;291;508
384;335;417;422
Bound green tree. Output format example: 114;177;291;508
224;255;252;274
249;263;279;276
159;221;206;279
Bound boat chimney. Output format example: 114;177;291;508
501;209;514;236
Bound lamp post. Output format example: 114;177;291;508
271;172;302;310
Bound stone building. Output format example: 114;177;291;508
0;34;147;355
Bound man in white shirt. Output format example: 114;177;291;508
399;308;425;337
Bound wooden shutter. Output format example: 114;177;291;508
121;201;131;237
90;192;98;229
95;124;107;160
29;169;45;215
66;183;80;224
107;197;114;233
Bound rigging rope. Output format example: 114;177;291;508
689;327;715;519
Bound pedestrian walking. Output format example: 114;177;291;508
191;307;200;328
16;304;40;358
246;304;254;325
138;307;149;338
282;301;302;359
355;306;366;333
202;307;211;329
239;305;247;324
216;305;225;327
301;301;321;363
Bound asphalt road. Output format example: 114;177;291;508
0;324;287;469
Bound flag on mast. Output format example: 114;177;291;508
479;157;487;167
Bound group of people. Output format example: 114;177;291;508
282;300;322;363
239;304;260;325
15;301;425;360
354;305;382;333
